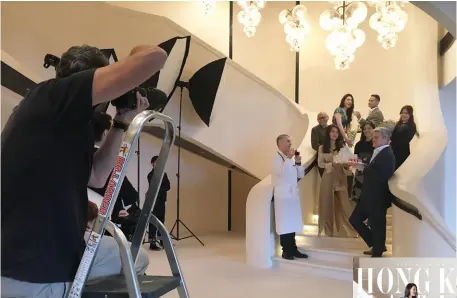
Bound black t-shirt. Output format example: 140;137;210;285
1;69;96;283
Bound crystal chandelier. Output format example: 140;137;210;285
237;0;266;37
320;1;367;70
279;4;311;52
201;0;216;15
368;1;408;49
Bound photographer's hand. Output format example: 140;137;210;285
114;91;149;123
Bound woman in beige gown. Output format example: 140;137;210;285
317;125;357;238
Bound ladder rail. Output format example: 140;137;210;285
149;215;189;297
130;118;175;263
68;110;176;298
105;221;141;297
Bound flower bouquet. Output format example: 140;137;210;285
347;129;358;143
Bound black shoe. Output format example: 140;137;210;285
294;250;308;259
282;252;294;260
363;246;387;256
149;242;161;251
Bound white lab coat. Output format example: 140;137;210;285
272;152;305;235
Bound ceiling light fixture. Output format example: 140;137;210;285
237;0;266;37
279;4;311;52
320;1;367;70
369;0;408;49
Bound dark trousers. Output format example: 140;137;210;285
148;199;166;241
349;203;387;257
279;232;297;254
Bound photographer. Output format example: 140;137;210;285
1;44;167;297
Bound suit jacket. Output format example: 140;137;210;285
147;169;170;202
359;108;384;127
310;124;327;151
359;146;396;211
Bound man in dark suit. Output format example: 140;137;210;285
311;112;329;177
147;155;171;251
349;127;395;257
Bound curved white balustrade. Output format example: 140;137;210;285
390;132;456;256
388;4;456;257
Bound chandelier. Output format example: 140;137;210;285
320;1;367;70
278;4;311;52
237;0;266;37
368;1;408;49
201;0;216;15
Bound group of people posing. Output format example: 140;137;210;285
273;93;418;260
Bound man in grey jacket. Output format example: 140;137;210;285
354;94;384;128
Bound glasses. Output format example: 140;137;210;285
318;117;327;120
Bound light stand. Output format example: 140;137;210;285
169;81;204;246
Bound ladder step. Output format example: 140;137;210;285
82;275;181;298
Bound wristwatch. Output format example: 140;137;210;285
112;119;129;132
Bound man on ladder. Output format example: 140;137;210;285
1;43;168;297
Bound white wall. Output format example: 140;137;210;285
439;79;456;235
126;133;229;235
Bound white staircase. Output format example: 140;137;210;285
273;209;393;281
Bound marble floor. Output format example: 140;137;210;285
143;232;352;298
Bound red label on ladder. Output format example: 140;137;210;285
98;142;131;216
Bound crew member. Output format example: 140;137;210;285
1;43;167;297
147;155;171;251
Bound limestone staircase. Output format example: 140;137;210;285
273;208;393;281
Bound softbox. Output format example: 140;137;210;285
187;57;227;127
141;36;191;101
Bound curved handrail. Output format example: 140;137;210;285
439;32;455;56
389;132;457;252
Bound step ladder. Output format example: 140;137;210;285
67;110;189;298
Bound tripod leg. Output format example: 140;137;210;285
150;216;190;298
170;220;178;240
178;220;205;246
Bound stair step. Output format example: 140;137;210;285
273;256;353;281
298;246;364;266
82;275;181;298
296;233;392;252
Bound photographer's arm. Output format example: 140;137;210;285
92;45;168;105
88;94;149;188
88;122;124;188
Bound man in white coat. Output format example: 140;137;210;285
272;134;308;260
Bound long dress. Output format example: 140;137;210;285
352;139;374;203
391;122;417;170
317;146;357;237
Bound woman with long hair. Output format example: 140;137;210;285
404;283;418;298
352;121;376;203
332;93;356;147
390;105;418;170
317;125;357;237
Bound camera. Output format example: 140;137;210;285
111;87;168;111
